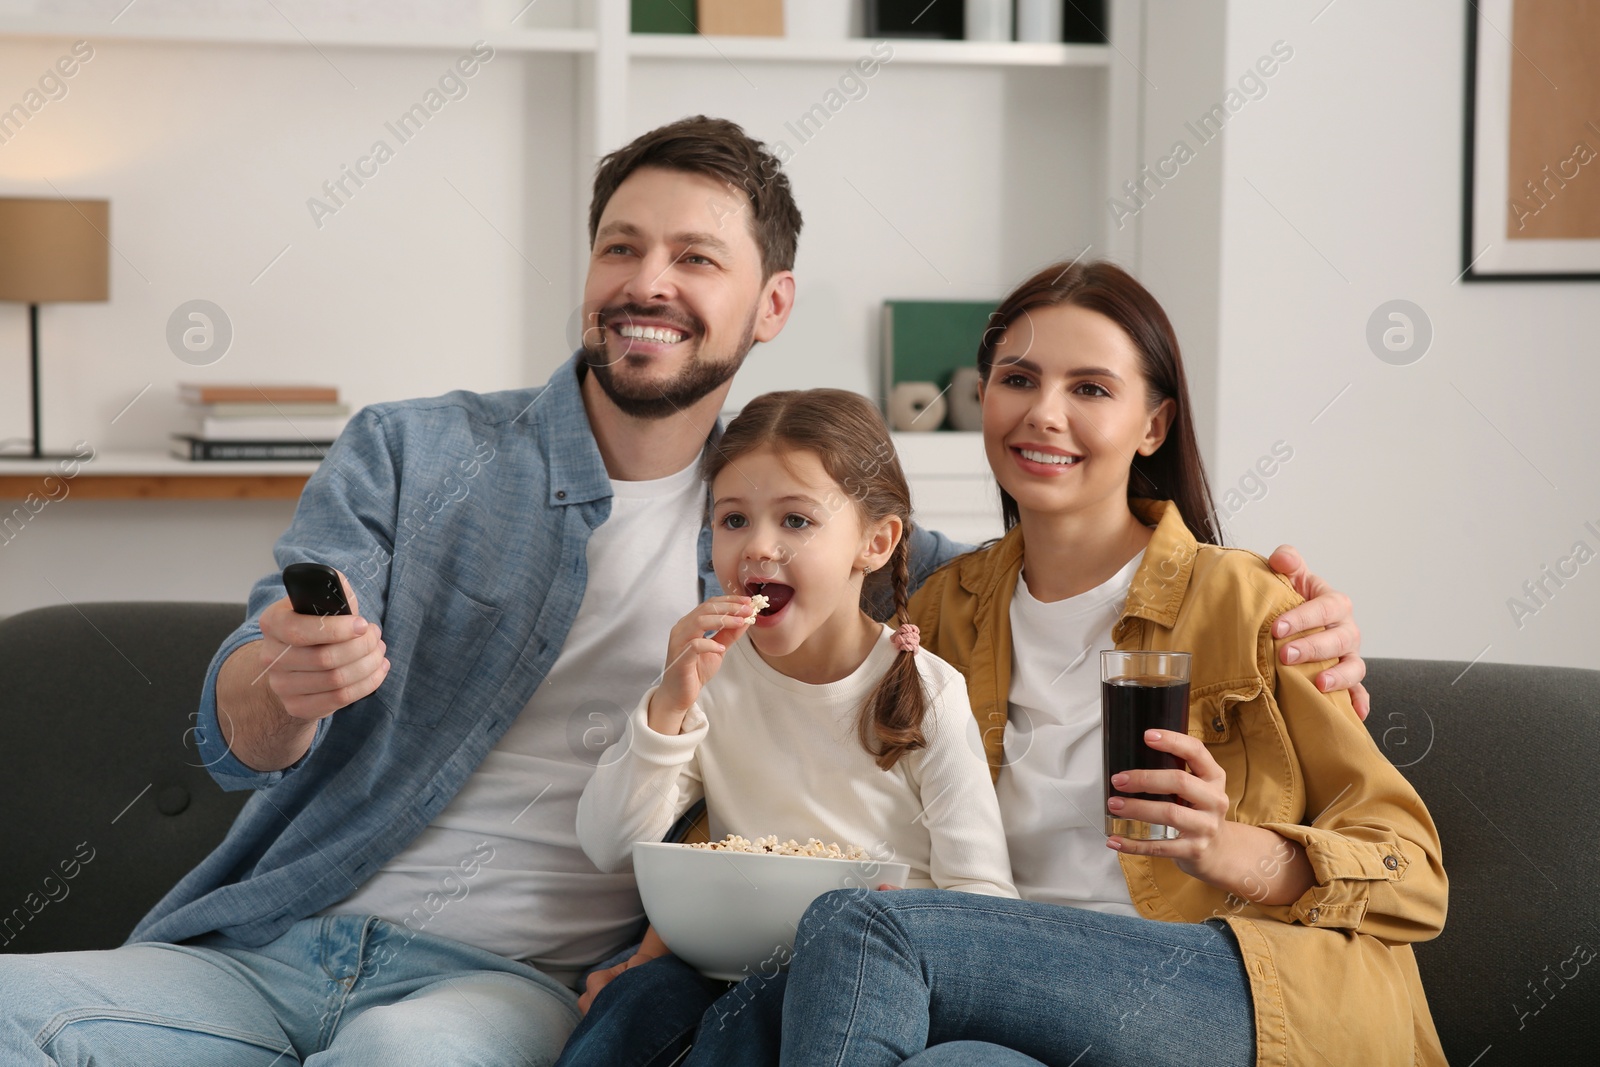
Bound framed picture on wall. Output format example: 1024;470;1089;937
1463;0;1600;281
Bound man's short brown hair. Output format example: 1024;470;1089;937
588;115;803;279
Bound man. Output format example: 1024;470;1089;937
0;117;1365;1065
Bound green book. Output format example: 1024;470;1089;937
633;0;697;33
881;299;1000;411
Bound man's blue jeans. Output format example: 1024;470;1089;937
0;914;580;1065
778;889;1255;1067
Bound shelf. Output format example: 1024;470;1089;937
0;440;984;499
629;34;1110;67
0;17;596;55
0;451;318;501
892;433;1003;545
892;432;990;477
0;18;1105;65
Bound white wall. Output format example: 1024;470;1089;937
0;36;576;440
0;34;577;614
1212;0;1599;670
0;498;298;611
600;55;1104;406
5;3;1595;674
1;27;1105;616
1119;0;1227;463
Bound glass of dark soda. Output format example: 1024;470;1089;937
1100;650;1191;840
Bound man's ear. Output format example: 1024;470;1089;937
753;270;797;343
1137;397;1176;457
860;513;903;573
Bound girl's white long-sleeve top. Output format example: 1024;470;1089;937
577;625;1016;897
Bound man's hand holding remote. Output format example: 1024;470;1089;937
216;569;390;772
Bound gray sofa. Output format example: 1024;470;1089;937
0;602;250;955
2;602;1595;1062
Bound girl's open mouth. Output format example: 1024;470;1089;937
746;582;794;626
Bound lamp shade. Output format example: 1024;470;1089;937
0;197;110;303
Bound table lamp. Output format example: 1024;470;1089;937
0;197;110;460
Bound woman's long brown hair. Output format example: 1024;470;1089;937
976;260;1221;546
702;389;929;770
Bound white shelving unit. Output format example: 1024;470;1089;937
628;33;1108;67
0;12;1108;62
0;0;1140;607
0;0;1136;270
892;431;1003;546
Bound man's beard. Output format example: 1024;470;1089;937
582;305;757;420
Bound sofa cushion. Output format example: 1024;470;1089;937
1363;657;1598;1064
0;602;248;954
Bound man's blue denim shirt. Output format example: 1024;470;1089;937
132;355;968;952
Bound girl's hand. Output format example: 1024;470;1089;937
1105;729;1231;885
578;926;672;1014
647;595;756;734
577;950;660;1014
577;956;632;1015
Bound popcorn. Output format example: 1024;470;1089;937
746;594;770;622
687;833;869;860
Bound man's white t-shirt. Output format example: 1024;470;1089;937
324;455;704;984
997;552;1143;917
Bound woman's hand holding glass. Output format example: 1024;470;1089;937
646;595;757;735
1107;729;1315;907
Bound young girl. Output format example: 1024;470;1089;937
559;389;1015;1066
777;262;1448;1067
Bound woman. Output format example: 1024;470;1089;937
777;261;1447;1067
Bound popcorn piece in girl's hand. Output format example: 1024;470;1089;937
746;594;769;621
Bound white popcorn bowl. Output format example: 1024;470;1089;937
631;840;910;981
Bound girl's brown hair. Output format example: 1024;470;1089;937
702;389;929;770
976;260;1221;546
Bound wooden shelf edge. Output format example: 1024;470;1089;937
0;474;310;501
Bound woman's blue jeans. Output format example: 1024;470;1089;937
778;889;1255;1067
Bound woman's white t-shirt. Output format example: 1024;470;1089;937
998;552;1144;916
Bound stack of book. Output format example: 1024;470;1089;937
171;383;348;461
